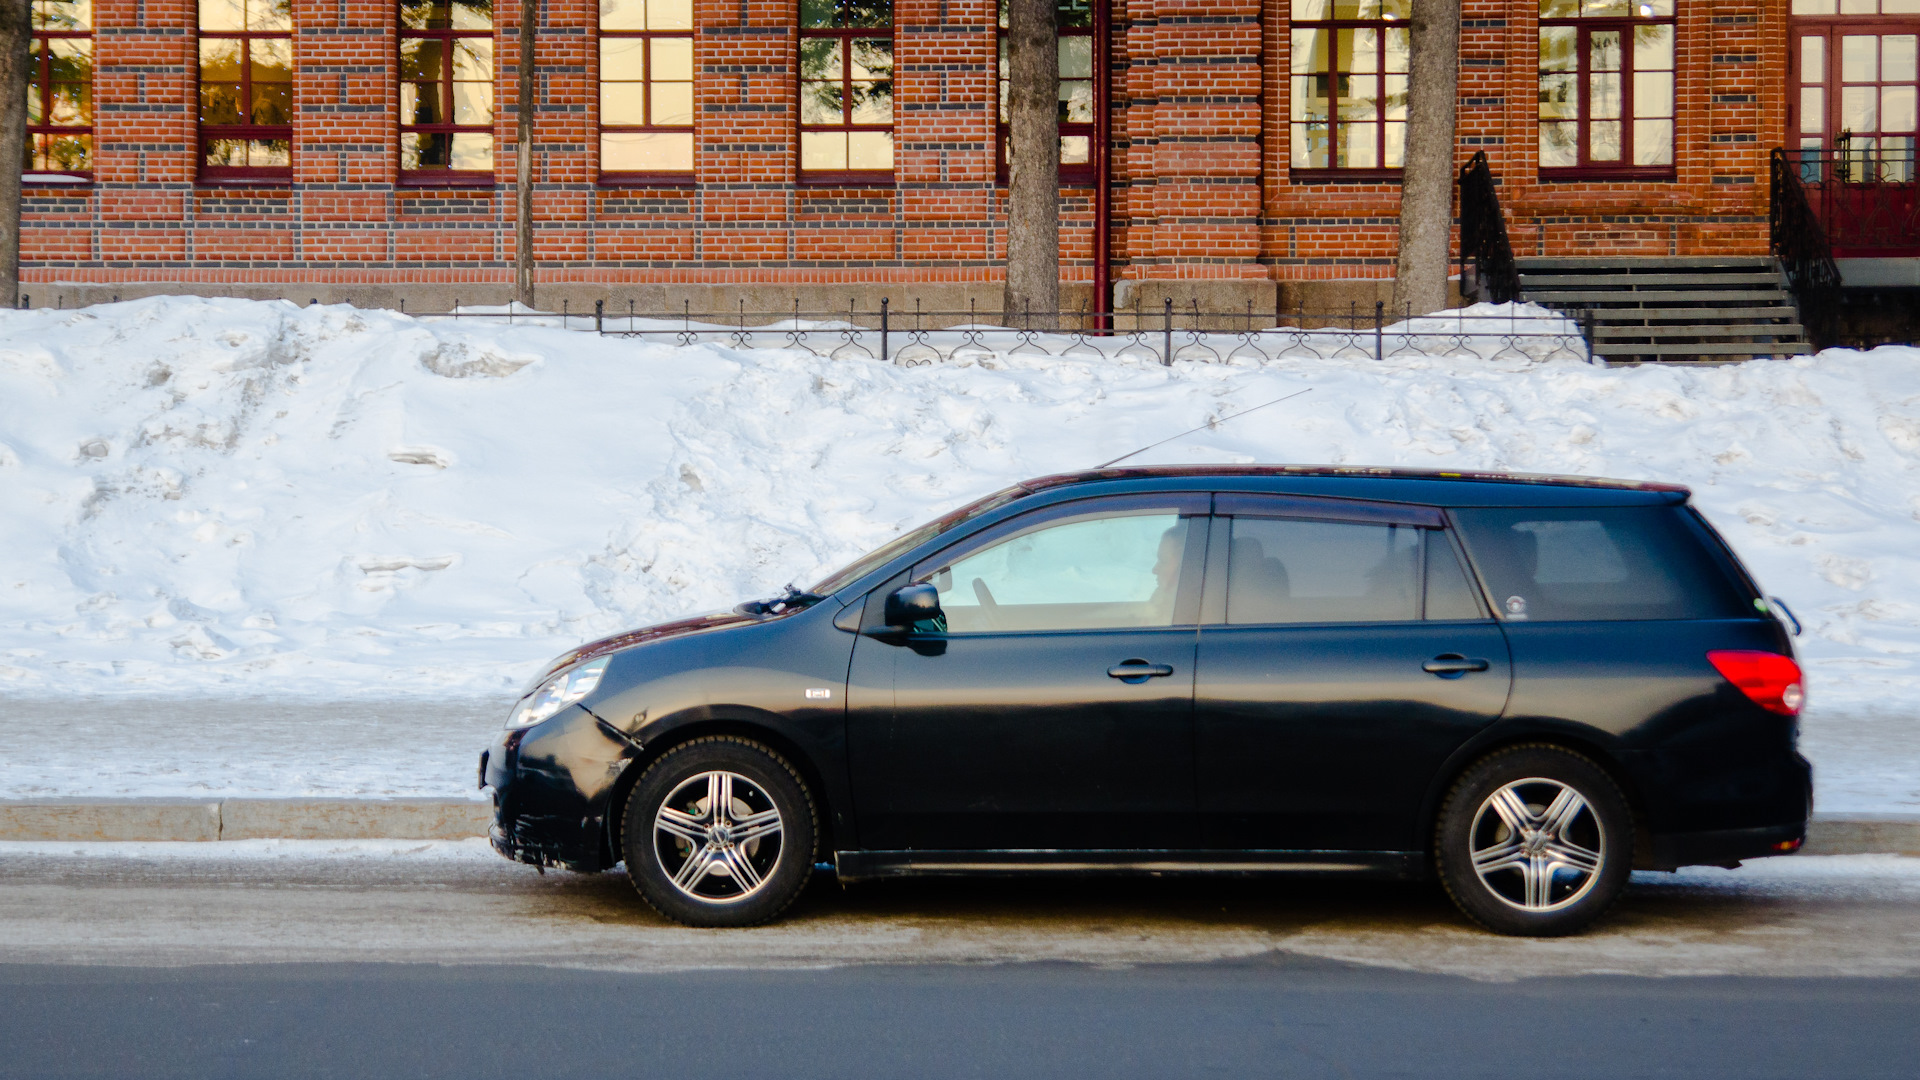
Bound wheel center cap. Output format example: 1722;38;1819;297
710;824;735;847
1522;830;1548;856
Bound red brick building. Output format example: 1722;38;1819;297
17;0;1911;314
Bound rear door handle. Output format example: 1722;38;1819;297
1422;654;1490;676
1108;660;1175;681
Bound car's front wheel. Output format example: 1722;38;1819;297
1435;744;1632;936
622;736;817;928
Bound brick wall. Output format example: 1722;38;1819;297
22;0;1787;311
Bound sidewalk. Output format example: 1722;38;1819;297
1;798;1914;856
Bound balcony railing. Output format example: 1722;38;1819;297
1782;146;1920;257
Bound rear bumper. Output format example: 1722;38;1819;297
1648;821;1807;870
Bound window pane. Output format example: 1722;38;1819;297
1844;85;1879;131
246;0;290;31
935;514;1190;633
1802;86;1825;132
1889;0;1920;11
800;37;840;81
449;132;492;170
42;133;90;171
1293;0;1332;18
1844;36;1878;82
1633;24;1672;71
251;80;291;125
201;82;243;125
34;0;92;30
1885;85;1917;133
1342;74;1378;121
799;0;835;27
801;130;844;169
651;80;692;125
1590;30;1620;73
452;39;492;81
1225;519;1419;626
1539;72;1577;119
649;0;692;29
1293;73;1327;122
1059;35;1091;79
1841;0;1877;11
847;129;892;169
850;38;891;80
1452;508;1749;622
1383;119;1404;165
200;0;245;31
400;39;445;81
1539;27;1576;73
452;80;492;123
1339;122;1378;167
602;130;693;171
1539;0;1578;14
49;80;89;125
1292;121;1328;167
401;0;491;30
204;137;247;166
1633;118;1672;164
653;36;693;81
800;80;843;125
1293;29;1329;76
1581;0;1629;13
200;40;242;82
402;82;443;123
1058;0;1093;28
1634;71;1673;117
600;0;646;30
1059;134;1089;164
601;37;644;79
1791;0;1838;11
602;81;647;124
251;37;291;82
1590;71;1621;119
1060;78;1093;123
1802;36;1825;83
1540;120;1578;166
1886;35;1918;82
1590;119;1621;160
47;38;90;82
1385;27;1409;73
1342;29;1379;74
800;0;889;28
1383;73;1407;121
247;137;289;166
400;131;443;169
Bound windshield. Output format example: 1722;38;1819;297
809;484;1028;596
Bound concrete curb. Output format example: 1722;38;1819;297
0;801;1915;854
0;798;492;842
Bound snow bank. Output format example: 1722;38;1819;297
1;296;1918;723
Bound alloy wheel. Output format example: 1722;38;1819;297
1467;777;1606;913
652;770;785;904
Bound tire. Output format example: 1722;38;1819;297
622;736;817;928
1434;744;1632;937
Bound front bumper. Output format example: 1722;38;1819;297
479;703;631;873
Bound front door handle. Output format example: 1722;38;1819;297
1423;654;1491;677
1108;659;1175;682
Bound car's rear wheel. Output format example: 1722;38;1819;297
622;736;817;928
1435;745;1632;936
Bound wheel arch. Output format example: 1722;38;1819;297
1418;723;1656;871
596;713;839;870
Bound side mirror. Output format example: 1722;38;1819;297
883;583;942;629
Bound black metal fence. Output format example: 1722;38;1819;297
405;297;1592;367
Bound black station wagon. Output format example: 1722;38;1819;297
481;466;1813;936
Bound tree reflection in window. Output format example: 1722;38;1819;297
400;0;495;179
1537;0;1675;177
996;0;1095;182
28;0;92;177
200;0;293;180
799;0;893;178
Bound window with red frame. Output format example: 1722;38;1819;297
1538;0;1675;179
600;0;695;181
400;0;494;183
798;0;893;181
1790;3;1919;182
199;0;292;182
27;0;92;180
1290;0;1409;174
996;0;1095;183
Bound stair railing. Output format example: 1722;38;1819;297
1458;150;1521;304
1769;146;1844;349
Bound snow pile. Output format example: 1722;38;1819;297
1;296;1918;721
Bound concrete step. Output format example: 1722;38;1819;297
1516;256;1779;271
1527;289;1792;305
1594;340;1812;356
1520;272;1785;288
1593;323;1808;340
1584;306;1803;322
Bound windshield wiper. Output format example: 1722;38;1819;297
736;583;826;616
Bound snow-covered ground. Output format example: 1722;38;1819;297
1;296;1916;807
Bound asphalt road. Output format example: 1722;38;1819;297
2;846;1918;1078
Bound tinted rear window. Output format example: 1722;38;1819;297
1451;506;1751;622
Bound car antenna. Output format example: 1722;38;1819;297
1094;387;1313;470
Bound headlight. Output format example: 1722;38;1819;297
505;656;611;729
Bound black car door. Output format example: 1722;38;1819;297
845;493;1210;851
1192;494;1513;854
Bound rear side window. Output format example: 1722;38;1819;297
1450;506;1751;622
1223;519;1485;624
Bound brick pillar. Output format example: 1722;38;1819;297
95;0;194;269
898;0;995;295
534;0;592;272
698;0;795;273
297;0;397;272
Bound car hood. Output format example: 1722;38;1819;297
518;611;762;697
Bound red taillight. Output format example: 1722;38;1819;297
1707;650;1805;716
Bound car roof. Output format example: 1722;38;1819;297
1017;465;1691;506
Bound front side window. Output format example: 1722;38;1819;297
400;0;495;182
199;0;292;181
28;0;92;179
600;0;695;180
1290;0;1409;172
920;510;1193;633
798;0;893;179
997;0;1095;182
1538;0;1675;178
